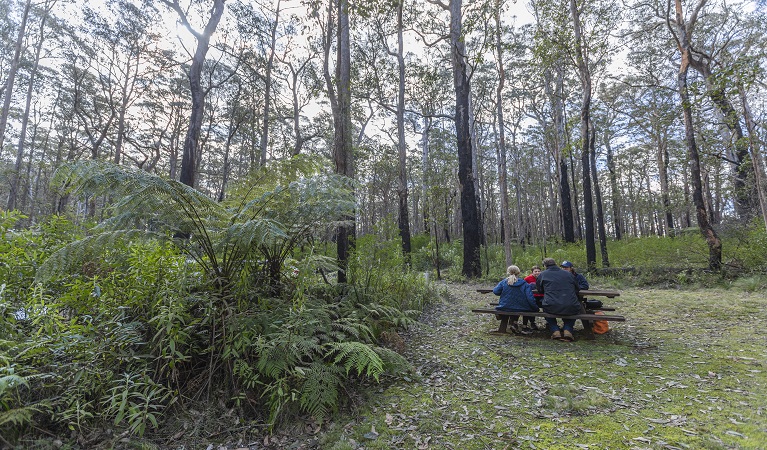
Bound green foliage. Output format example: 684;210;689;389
0;158;434;445
730;275;767;292
102;373;175;437
0;370;38;435
48;158;354;295
227;294;410;427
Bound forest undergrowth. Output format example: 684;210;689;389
315;282;767;450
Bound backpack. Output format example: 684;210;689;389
592;311;610;334
585;299;603;309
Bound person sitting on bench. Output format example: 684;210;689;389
560;260;589;289
523;265;545;331
536;258;581;342
493;265;538;334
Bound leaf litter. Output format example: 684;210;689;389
293;283;767;449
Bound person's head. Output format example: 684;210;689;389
506;265;521;283
560;260;574;273
531;265;541;277
542;258;556;268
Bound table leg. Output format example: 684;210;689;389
498;315;509;333
579;303;595;340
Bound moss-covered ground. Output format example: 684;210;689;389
320;282;767;450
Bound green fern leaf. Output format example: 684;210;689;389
298;362;343;418
328;341;384;381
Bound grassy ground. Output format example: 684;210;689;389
319;282;767;450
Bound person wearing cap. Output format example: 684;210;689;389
560;260;589;290
535;257;581;341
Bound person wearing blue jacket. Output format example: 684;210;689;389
493;265;539;334
560;260;589;289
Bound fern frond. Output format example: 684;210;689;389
372;346;411;375
331;318;375;342
298;362;343;418
224;218;287;249
0;405;36;428
294;255;340;276
0;373;28;394
328;341;384;381
55;161;225;235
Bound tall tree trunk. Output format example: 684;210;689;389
738;83;767;230
661;137;674;234
0;0;31;151
163;0;227;187
590;128;609;267
670;0;722;270
333;0;355;282
546;68;575;243
570;0;596;269
421;116;431;234
494;0;512;267
569;150;582;240
604;131;622;239
8;2;49;211
449;0;481;277
468;93;485;247
394;1;411;264
259;0;281;166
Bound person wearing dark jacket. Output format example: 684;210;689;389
493;265;538;334
535;258;581;341
561;260;589;289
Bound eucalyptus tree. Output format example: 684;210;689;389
421;0;482;277
136;73;192;177
530;0;576;243
313;0;354;282
493;0;512;265
390;0;412;262
354;0;413;262
595;81;628;239
678;0;763;221
406;61;453;236
0;0;31;152
59;31;116;165
609;17;681;238
739;72;767;229
7;0;58;212
160;0;227;188
276;24;324;157
230;0;286;167
666;0;722;269
636;0;763;222
81;0;165;167
494;17;533;255
567;0;619;269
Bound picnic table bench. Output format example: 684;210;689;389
473;288;625;338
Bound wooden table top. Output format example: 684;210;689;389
477;288;620;298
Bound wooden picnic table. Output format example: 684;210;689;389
476;288;620;298
473;288;624;339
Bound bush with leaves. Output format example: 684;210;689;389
2;157;430;445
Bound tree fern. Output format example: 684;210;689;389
52;160;354;293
